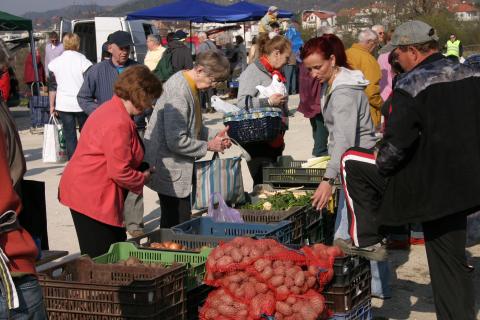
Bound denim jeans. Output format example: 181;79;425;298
58;111;88;160
0;275;47;319
283;64;298;94
334;189;392;298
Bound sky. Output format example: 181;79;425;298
3;0;128;15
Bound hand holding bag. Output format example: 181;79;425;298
42;115;67;163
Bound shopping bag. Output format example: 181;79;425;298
42;115;67;163
192;141;248;210
29;82;49;128
207;192;243;223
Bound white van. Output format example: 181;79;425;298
59;17;157;64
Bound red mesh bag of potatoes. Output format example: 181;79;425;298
245;259;319;301
200;288;250;320
273;290;326;320
200;288;276;320
205;237;306;274
301;244;344;290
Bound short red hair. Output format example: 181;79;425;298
301;34;350;69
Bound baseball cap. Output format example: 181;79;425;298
107;31;133;47
268;6;278;12
391;20;439;47
173;30;188;40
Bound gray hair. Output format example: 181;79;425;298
147;34;161;45
358;29;378;43
197;32;207;40
371;25;384;34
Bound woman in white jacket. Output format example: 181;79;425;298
48;33;92;159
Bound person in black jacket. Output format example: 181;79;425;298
335;21;479;320
167;30;194;73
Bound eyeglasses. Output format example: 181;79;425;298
202;71;222;86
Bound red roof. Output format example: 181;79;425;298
302;11;336;21
451;3;478;12
337;8;360;17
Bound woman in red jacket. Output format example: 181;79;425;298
59;65;162;257
0;129;46;318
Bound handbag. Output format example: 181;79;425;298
192;140;249;210
42;115;67;163
28;82;50;129
223;95;283;144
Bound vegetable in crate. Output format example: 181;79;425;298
301;156;331;169
150;241;184;250
241;192;313;211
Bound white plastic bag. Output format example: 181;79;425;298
42;115;67;163
211;96;240;113
256;74;287;98
207;193;244;223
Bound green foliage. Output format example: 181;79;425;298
241;192;313;211
417;10;480;48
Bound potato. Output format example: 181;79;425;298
216;255;234;268
294;272;305;287
261;266;273;280
255;282;269;294
218;305;236;317
269;275;284;287
276;301;293;316
231;248;243;263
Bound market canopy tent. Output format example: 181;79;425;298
226;1;293;21
0;10;32;31
126;0;251;23
0;11;40;85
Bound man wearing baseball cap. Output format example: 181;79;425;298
336;20;479;319
77;30;147;238
259;6;279;33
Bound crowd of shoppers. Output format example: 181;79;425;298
2;13;478;320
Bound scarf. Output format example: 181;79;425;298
182;72;202;139
259;56;286;83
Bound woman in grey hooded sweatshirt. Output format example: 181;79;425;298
301;34;377;210
302;34;392;300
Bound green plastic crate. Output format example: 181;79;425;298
94;242;211;291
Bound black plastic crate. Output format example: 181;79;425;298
324;267;372;313
331;255;370;287
238;206;306;244
262;156;326;190
186;285;212;320
129;228;223;253
39;256;187;319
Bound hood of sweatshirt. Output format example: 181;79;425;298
330;67;369;93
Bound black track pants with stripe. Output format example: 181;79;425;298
340;147;386;247
341;147;475;319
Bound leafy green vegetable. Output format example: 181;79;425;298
241;192;313;211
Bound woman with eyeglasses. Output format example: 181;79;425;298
144;51;232;228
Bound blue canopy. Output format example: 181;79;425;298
126;0;252;23
226;1;293;21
